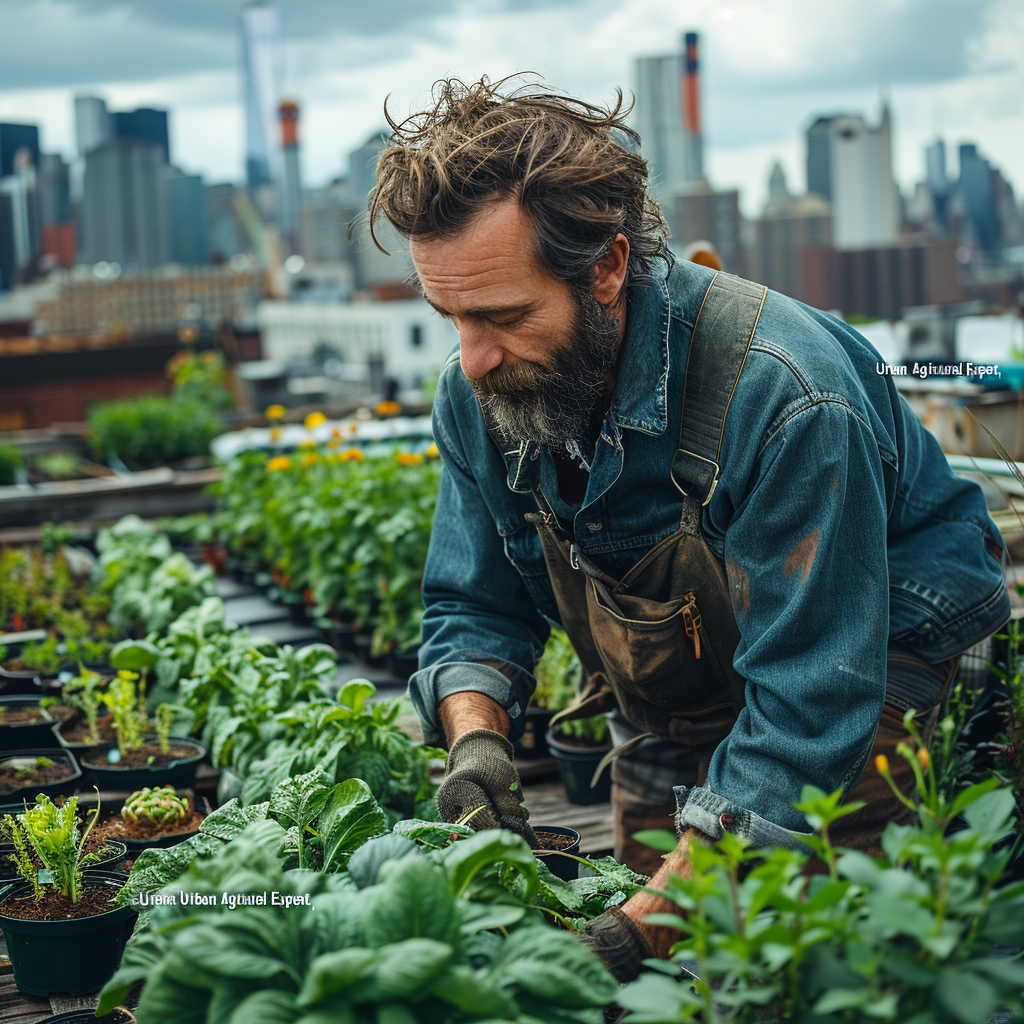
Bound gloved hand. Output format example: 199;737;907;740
436;728;538;845
580;906;655;984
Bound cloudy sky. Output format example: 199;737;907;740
0;0;1021;215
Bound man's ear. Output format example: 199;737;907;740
592;234;630;305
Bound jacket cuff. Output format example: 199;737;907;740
407;660;531;746
674;785;814;853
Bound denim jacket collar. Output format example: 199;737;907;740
610;269;672;436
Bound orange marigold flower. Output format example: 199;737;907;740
396;452;423;466
267;456;291;472
331;427;343;439
265;404;286;420
917;748;929;770
376;400;401;416
426;442;440;458
348;422;359;434
874;754;889;774
339;448;365;462
304;411;327;430
302;452;320;467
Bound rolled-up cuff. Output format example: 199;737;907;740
407;659;533;746
674;785;814;853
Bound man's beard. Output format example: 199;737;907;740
471;286;622;455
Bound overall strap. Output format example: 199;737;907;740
671;272;768;506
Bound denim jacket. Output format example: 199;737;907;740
409;258;1010;842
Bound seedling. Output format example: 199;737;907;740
61;667;107;746
122;787;190;828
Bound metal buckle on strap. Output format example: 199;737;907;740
671;450;721;507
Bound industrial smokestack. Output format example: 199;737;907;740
277;99;302;256
681;31;704;183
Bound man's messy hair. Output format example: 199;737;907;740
369;74;671;293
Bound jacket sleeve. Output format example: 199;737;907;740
407;372;550;746
677;397;889;840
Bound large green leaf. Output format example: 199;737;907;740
347;833;421;890
201;799;271;840
110;637;161;671
295;949;379;1007
269;769;333;833
364;857;460;948
440;828;539;900
318;778;388;872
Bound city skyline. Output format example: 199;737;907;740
0;0;1021;216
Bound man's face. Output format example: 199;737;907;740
410;199;623;452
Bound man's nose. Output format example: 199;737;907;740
458;323;504;381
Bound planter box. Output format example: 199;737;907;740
0;747;82;802
0;870;136;996
78;737;206;792
0;695;60;751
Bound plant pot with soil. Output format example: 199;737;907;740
517;627;580;761
0;748;82;801
0;837;128;883
0;694;60;750
0;795;137;995
532;824;582;882
545;721;612;806
88;786;208;854
50;666;115;752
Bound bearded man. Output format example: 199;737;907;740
369;77;1010;981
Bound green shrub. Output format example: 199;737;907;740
0;442;23;486
87;395;219;470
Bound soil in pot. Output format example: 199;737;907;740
81;741;199;771
534;830;577;851
532;826;582;882
0;704;50;724
57;710;117;746
0;884;119;922
0;755;74;795
89;802;206;846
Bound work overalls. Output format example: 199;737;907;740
496;273;961;873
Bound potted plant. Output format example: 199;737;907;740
0;748;82;801
516;627;581;760
88;786;207;854
0;694;60;751
0;794;136;995
545;715;612;805
51;667;115;750
77;670;205;791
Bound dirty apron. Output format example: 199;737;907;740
494;272;961;873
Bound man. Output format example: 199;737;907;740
369;76;1010;980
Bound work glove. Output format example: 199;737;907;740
580;906;655;984
436;728;538;845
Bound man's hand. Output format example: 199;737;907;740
436;692;538;845
581;829;704;982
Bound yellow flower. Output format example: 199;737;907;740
348;422;359;435
298;439;316;449
327;438;341;449
117;669;140;681
874;754;889;774
265;404;286;421
397;452;423;466
376;400;401;416
304;411;327;430
269;427;282;443
917;748;929;770
426;442;440;459
338;448;365;462
267;456;291;472
302;452;320;467
331;427;343;439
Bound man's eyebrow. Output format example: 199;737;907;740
422;296;537;319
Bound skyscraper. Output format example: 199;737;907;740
804;106;899;249
925;139;950;232
241;2;284;191
74;96;112;158
114;108;170;164
81;137;168;269
633;31;704;202
958;144;1000;252
0;123;40;178
164;170;209;266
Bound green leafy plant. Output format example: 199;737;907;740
0;794;100;904
60;667;107;746
0;442;23;486
99;784;618;1024
122;787;190;828
34;451;80;480
531;627;610;745
13;755;55;781
618;740;1024;1023
107;670;148;753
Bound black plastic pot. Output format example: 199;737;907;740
35;1007;137;1023
79;737;206;791
0;747;82;802
0;870;136;996
0;839;128;885
545;729;612;806
0;664;43;695
352;632;386;669
533;825;582;882
0;694;60;751
386;650;420;683
514;708;554;760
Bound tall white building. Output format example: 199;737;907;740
241;2;284;192
74;97;113;158
805;106;899;250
